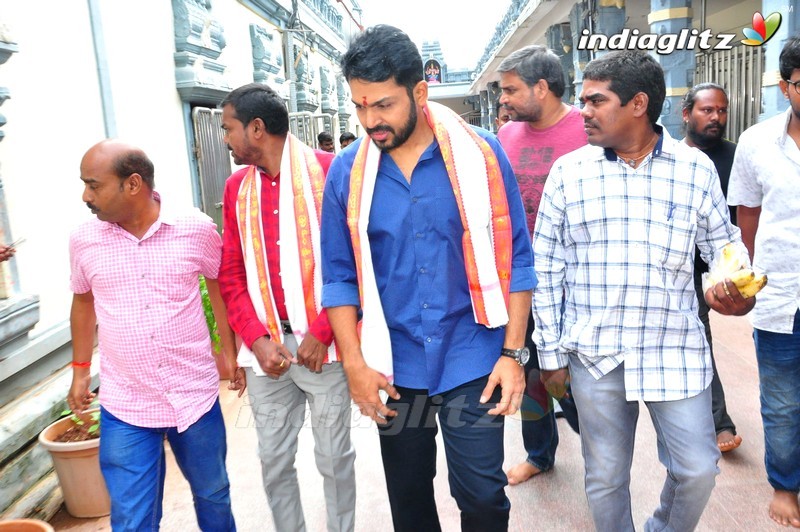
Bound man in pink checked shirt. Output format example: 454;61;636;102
68;139;244;531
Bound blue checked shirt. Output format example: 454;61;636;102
532;129;741;401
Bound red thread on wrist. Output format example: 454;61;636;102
71;361;92;368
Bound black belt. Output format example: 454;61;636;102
280;320;293;334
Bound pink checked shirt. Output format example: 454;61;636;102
69;198;222;432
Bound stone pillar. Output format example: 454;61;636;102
648;0;693;137
547;22;575;104
594;1;626;58
0;27;41;352
760;0;800;120
479;89;490;131
336;74;351;132
488;82;502;132
647;0;695;138
294;46;318;113
319;65;336;115
569;1;592;105
0;38;18;293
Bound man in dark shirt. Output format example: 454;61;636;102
682;82;741;453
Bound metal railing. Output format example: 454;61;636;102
289;112;339;149
694;44;764;143
192;107;231;233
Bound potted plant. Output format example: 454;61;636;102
0;519;55;531
38;407;110;518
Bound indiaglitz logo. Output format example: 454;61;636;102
576;11;784;54
741;12;782;46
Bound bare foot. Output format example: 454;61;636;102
717;431;742;452
769;490;800;527
506;462;542;485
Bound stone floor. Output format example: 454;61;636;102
50;312;786;531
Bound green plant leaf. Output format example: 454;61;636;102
199;275;221;354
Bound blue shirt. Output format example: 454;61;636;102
321;130;535;395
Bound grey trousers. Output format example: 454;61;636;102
246;335;355;532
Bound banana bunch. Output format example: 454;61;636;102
705;243;767;298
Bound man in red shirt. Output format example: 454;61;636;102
219;83;355;532
496;45;586;486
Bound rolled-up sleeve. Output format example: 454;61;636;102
532;163;569;370
321;154;362;308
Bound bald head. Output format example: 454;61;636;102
80;140;158;225
82;140;155;190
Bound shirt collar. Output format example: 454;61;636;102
603;124;665;163
777;107;793;145
99;191;174;238
256;165;279;181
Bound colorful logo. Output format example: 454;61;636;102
741;12;782;46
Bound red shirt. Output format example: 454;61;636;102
220;150;335;349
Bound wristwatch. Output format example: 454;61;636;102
501;346;530;367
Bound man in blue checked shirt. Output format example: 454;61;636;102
532;51;755;532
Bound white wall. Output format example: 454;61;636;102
98;1;194;208
0;0;106;331
0;0;357;335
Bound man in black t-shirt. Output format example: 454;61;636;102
682;82;741;453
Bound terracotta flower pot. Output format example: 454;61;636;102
0;519;55;531
38;409;110;518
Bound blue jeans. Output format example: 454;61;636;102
569;357;719;532
520;315;579;471
99;400;236;532
378;375;509;532
754;309;800;493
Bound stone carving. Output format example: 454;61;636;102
294;46;318;112
300;0;343;36
172;0;230;104
319;65;337;115
250;24;284;86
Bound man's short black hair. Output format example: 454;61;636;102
497;45;565;98
582;51;666;128
780;35;800;80
220;83;289;136
681;82;727;114
114;149;154;190
339;131;356;144
318;131;333;143
340;25;423;95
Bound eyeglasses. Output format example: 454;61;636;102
786;79;800;95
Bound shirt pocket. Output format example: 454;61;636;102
649;218;695;271
434;186;463;233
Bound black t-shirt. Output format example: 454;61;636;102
693;139;738;312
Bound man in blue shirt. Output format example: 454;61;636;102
320;25;535;532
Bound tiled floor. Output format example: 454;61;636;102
50;313;786;531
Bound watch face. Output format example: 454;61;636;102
519;347;531;365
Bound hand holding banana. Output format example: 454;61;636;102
704;243;767;299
